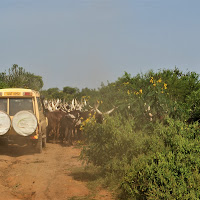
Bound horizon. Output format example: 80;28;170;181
1;0;200;90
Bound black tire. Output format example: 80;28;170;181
35;133;42;153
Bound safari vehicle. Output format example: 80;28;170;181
0;88;47;153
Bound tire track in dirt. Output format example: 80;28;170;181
0;143;114;200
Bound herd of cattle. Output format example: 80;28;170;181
42;99;116;145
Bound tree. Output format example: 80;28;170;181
63;86;79;95
45;87;62;99
0;72;9;89
0;64;44;90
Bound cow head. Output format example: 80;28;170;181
90;103;116;124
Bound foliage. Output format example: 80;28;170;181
185;88;200;123
0;72;9;89
0;64;43;90
121;119;200;200
79;67;200;199
81;115;164;178
63;86;79;95
81;116;200;199
40;87;64;100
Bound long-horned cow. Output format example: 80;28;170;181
88;103;116;123
59;112;80;145
46;110;65;143
43;99;66;143
43;98;116;144
44;98;85;144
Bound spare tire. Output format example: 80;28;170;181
0;111;11;135
12;111;37;136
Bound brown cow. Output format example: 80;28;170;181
46;110;65;143
60;111;80;145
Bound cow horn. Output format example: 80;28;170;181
104;107;115;115
95;108;102;115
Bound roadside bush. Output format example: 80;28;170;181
121;119;200;200
81;114;164;179
79;68;200;199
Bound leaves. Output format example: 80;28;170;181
0;64;43;90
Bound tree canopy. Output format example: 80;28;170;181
0;64;43;91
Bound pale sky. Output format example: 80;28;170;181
0;0;200;90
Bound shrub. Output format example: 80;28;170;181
81;114;164;179
121;119;200;200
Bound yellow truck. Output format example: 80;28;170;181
0;88;47;153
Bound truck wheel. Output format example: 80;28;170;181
35;133;42;153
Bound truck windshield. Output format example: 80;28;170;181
9;98;33;116
0;99;7;112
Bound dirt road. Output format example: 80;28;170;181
0;143;113;200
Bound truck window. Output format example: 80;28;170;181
9;98;33;116
0;99;7;112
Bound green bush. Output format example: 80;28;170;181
121;119;200;200
81;114;164;178
78;68;200;199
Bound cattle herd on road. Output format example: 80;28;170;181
43;99;116;145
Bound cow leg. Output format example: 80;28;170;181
53;133;56;143
56;125;60;143
73;128;76;140
77;128;82;140
48;129;54;143
63;127;68;145
47;126;54;142
46;126;50;142
60;127;64;144
67;127;73;145
53;127;57;144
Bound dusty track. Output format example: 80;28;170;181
0;143;113;200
